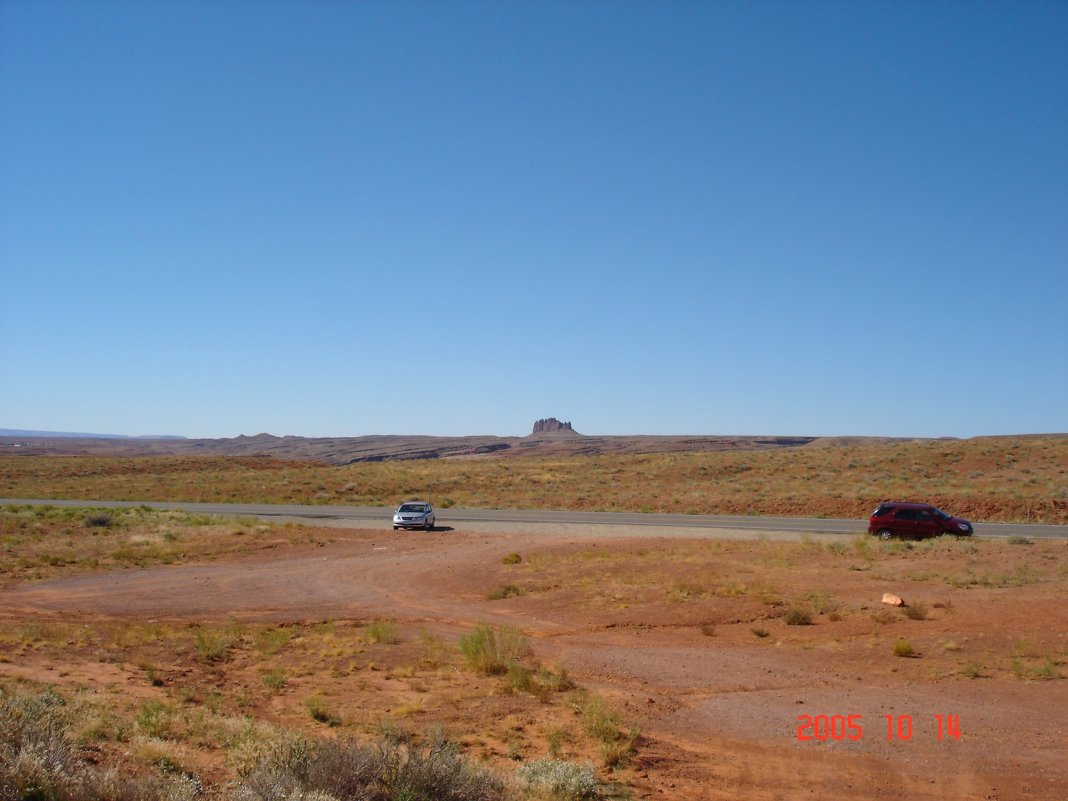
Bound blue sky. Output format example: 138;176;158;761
2;1;1066;439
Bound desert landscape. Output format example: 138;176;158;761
2;430;1065;524
1;433;1066;800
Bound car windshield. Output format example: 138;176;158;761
398;504;427;513
932;508;950;521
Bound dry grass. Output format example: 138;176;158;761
3;433;1067;522
0;504;310;585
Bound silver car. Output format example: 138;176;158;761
392;501;435;530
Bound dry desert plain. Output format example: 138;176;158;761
0;437;1066;800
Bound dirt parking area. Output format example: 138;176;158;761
1;523;1066;800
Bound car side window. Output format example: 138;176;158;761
895;509;915;520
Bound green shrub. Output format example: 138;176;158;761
501;552;522;565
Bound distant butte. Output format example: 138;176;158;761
530;418;578;436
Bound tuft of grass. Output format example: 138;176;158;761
903;602;929;621
365;619;399;644
304;695;341;726
805;590;837;615
751;627;770;638
254;626;292;655
501;552;522;565
194;629;235;662
959;661;984;678
487;583;524;600
458;624;528;676
507;664;575;702
1032;657;1061;680
784;607;813;626
545;727;569;759
892;638;916;658
576;693;638;770
84;512;114;528
262;667;287;692
1007;535;1033;546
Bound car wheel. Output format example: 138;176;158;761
877;529;894;541
424;519;432;531
393;526;399;530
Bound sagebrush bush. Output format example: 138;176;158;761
235;732;506;801
516;758;597;800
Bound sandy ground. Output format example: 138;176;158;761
1;527;1065;800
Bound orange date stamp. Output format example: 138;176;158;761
796;714;961;742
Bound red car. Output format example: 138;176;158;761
868;502;973;541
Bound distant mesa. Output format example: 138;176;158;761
531;418;578;436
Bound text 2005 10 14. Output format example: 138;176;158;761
796;714;961;742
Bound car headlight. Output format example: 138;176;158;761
957;523;969;530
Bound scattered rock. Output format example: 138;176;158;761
882;593;905;607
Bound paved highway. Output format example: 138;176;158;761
2;498;1065;540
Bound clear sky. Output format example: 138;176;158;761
2;1;1066;439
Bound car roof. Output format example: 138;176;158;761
877;502;932;509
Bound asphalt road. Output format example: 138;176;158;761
2;497;1066;540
